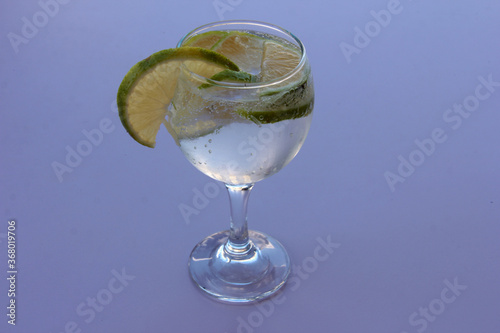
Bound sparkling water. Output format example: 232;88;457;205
179;113;312;184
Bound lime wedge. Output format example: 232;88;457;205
261;40;301;82
184;31;265;74
182;31;228;49
117;47;239;147
211;32;265;74
237;102;313;125
238;79;314;124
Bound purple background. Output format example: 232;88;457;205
1;0;500;332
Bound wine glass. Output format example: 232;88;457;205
172;20;314;303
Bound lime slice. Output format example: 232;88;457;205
237;102;313;125
182;31;228;49
184;31;265;74
237;79;314;124
117;47;239;147
211;32;265;74
261;40;301;82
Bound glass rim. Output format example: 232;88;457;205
176;20;307;89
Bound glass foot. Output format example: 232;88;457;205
188;230;291;303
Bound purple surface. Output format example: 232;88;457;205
1;0;500;332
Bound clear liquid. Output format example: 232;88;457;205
179;114;312;185
171;29;314;185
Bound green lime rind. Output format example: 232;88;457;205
117;47;239;148
237;78;314;124
268;79;311;106
199;69;257;89
237;98;314;124
260;74;310;96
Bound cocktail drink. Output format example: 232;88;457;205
117;21;314;302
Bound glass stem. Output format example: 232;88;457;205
225;183;254;255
